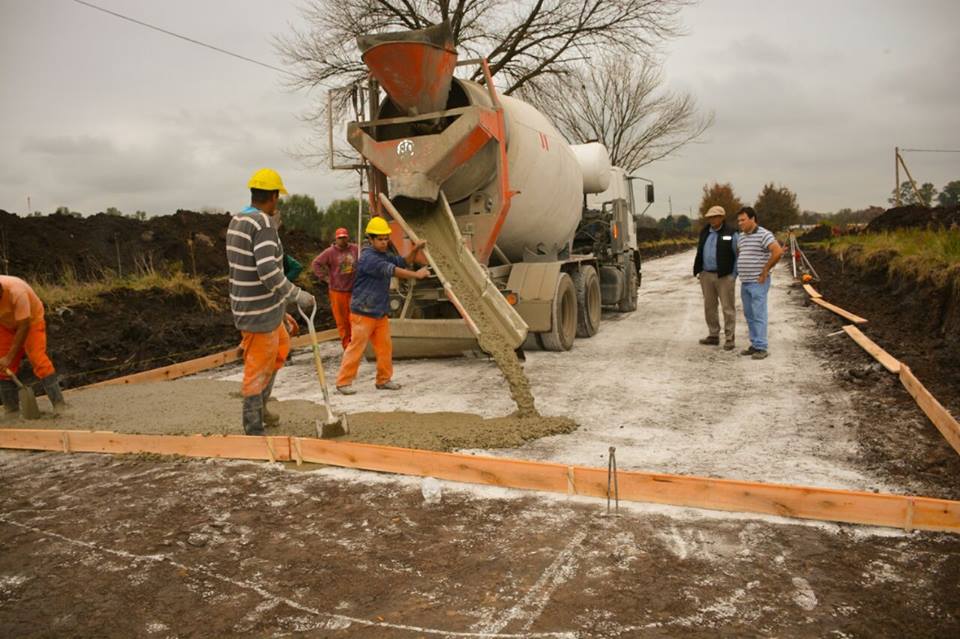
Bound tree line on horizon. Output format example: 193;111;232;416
639;177;960;234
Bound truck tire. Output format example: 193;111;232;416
539;272;577;351
617;261;638;312
572;265;601;338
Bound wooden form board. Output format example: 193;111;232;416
78;329;339;390
1;428;958;532
0;429;290;462
802;283;823;298
900;365;960;457
842;325;901;374
811;297;868;324
292;438;960;533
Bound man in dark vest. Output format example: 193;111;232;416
693;205;739;350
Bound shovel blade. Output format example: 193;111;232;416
19;389;41;420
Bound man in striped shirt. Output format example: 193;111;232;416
227;168;315;435
735;207;784;360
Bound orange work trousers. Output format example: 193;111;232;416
329;289;353;350
0;319;55;380
240;323;290;397
336;313;392;387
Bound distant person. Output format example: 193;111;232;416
335;217;429;395
311;227;359;350
0;275;66;415
736;206;784;360
693;205;738;350
227;168;315;435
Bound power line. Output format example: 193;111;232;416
900;148;960;153
71;0;308;82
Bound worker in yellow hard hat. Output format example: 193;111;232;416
335;216;429;395
227;168;314;435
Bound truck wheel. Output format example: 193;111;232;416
572;265;601;338
617;262;638;312
540;273;577;351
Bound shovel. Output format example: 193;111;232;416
3;368;41;420
297;303;348;438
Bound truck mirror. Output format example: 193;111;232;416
645;184;655;203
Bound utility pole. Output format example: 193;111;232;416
27;196;31;215
668;196;673;216
894;147;900;207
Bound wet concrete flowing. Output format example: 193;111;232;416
405;201;539;417
10;380;573;452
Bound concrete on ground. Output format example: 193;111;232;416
239;250;881;492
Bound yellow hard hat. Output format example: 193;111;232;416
247;168;288;195
365;216;392;235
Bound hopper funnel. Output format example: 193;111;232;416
358;22;458;116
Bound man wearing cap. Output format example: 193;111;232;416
693;205;739;350
311;228;359;350
227;168;316;435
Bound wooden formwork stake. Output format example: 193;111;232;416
293;439;304;467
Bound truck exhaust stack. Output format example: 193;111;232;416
358;22;458;117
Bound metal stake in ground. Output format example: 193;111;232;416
606;446;619;515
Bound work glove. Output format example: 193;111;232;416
296;289;316;311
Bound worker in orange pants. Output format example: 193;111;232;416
311;227;358;350
0;275;65;415
335;217;429;394
327;289;353;349
240;318;291;396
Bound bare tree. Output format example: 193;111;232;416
521;53;712;172
276;0;692;93
275;0;693;164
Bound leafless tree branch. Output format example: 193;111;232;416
520;52;713;171
274;0;695;165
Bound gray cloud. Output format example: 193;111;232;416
0;0;958;220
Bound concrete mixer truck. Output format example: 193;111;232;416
343;23;651;358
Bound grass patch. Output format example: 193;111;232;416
34;265;219;312
819;228;960;291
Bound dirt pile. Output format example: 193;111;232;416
866;204;960;233
798;224;835;242
1;210;335;389
0;209;322;282
10;379;575;451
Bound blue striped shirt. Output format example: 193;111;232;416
736;226;776;283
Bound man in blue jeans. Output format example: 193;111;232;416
735;207;783;360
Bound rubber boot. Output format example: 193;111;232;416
261;373;279;428
41;374;66;411
0;380;19;418
242;395;265;436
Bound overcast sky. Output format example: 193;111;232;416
1;0;957;219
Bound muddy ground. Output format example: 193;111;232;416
3;249;960;636
1;451;958;638
801;248;960;498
